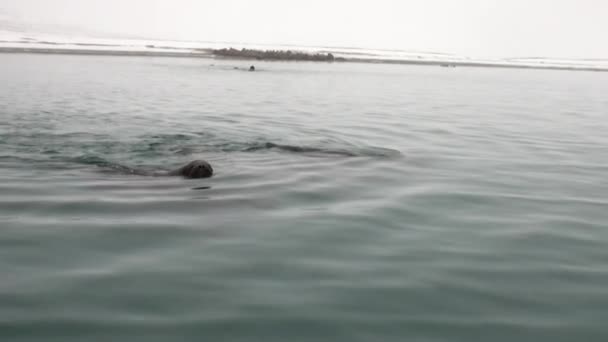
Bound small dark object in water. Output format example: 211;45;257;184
166;160;214;179
249;65;256;72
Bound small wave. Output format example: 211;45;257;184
243;142;357;156
135;134;399;158
70;155;151;176
240;142;400;158
2;130;400;177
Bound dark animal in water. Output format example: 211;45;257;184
83;157;214;179
165;160;214;179
249;65;256;71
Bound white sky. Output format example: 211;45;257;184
1;0;606;58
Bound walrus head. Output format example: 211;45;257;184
178;160;214;179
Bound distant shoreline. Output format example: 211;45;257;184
0;46;606;73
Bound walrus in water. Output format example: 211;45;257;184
159;160;214;179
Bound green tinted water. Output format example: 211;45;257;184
1;54;608;341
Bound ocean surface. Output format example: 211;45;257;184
1;53;608;341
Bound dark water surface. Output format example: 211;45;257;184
1;54;608;341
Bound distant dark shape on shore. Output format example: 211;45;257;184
213;48;340;62
249;65;256;71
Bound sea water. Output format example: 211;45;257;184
1;53;608;341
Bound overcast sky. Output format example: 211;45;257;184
1;0;606;58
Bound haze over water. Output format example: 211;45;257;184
1;53;608;341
